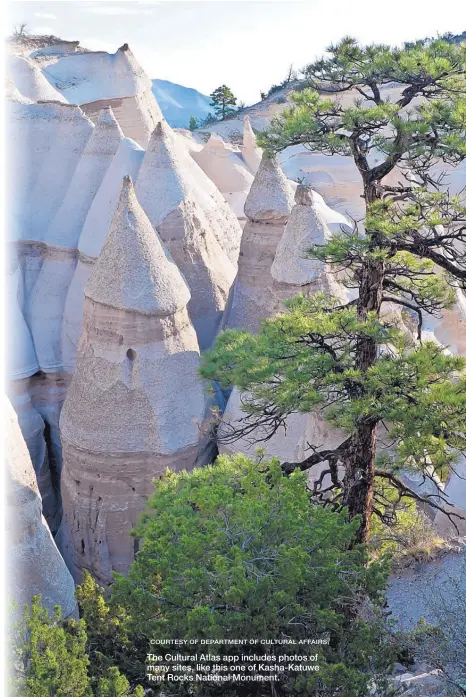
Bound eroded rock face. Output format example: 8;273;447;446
7;55;67;103
6;398;77;621
58;177;206;584
30;108;123;373
272;185;333;285
44;44;164;147
135;121;238;349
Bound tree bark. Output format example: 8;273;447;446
343;420;377;544
342;178;384;544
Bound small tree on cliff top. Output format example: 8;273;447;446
201;38;466;544
210;84;237;120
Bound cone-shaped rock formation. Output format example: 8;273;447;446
226;154;295;332
192;133;253;222
45;107;123;249
58;177;206;584
62;136;145;371
6;399;77;621
242;116;262;175
136;121;237;348
271;184;345;297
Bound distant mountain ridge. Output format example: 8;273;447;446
151;79;212;128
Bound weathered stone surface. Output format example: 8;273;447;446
7;264;39;380
7;55;66;103
6;398;77;620
58;177;206;584
27;370;71;533
30;108;123;372
45;107;123;249
7;381;57;530
26;104;94;244
244;153;295;222
135;121;238;348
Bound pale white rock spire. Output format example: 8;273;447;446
226;153;295;332
62;136;144;371
85;176;191;312
242;116;262;174
58;177;206;584
244;153;295;222
7;55;67;103
30;108;123;373
6;399;77;621
192;133;253;223
271;184;344;296
136;121;237;348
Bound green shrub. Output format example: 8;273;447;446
111;454;394;696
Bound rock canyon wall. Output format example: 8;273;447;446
5;36;466;608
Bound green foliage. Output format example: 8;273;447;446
200;112;217;126
10;594;143;697
369;481;446;562
258;39;466;173
76;571;146;687
209;84;237;120
96;668;143;697
188;115;198;131
11;596;93;697
111;454;394;695
201;295;466;480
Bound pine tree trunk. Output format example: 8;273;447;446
342;179;384;543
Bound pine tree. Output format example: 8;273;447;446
209;84;237;120
189;115;198;131
202;38;466;544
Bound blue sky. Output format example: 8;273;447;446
7;0;466;104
